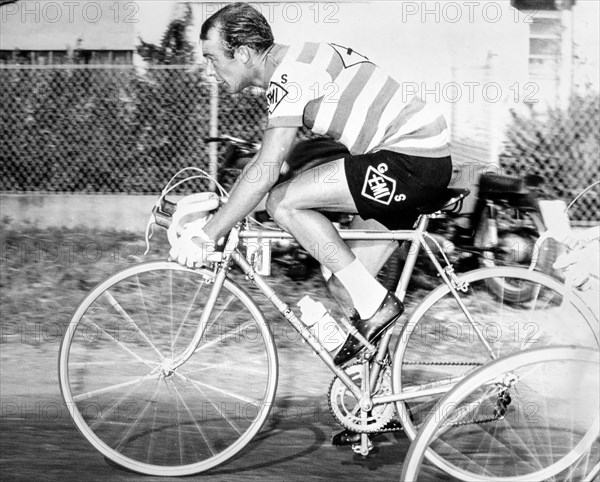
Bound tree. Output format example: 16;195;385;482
137;3;196;65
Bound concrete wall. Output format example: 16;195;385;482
1;194;158;233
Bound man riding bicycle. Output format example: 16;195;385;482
169;2;454;445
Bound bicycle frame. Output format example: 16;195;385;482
169;212;498;408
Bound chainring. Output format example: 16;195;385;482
328;363;396;433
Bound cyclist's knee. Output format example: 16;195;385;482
265;186;287;220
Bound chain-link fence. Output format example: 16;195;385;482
1;65;598;223
0;65;267;195
500;94;599;224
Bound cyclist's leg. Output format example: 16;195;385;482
323;216;399;319
266;157;393;316
346;216;398;273
266;157;403;356
266;156;359;273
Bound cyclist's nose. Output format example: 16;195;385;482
205;60;216;79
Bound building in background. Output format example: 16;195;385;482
512;0;577;109
0;0;136;64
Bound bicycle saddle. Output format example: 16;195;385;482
415;188;470;215
478;173;525;194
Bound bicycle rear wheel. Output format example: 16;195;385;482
59;261;278;476
392;267;598;480
401;346;600;482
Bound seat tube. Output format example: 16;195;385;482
394;215;430;300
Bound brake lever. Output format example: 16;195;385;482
144;197;173;256
144;212;157;256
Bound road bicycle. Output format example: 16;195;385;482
401;345;600;482
58;169;599;479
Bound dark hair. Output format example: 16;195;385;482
200;3;274;58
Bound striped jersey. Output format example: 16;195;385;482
265;42;450;158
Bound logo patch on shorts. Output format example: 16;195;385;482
361;165;396;205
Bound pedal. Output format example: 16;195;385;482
351;433;373;456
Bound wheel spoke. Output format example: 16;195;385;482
73;370;160;403
101;291;165;361
193;317;258;355
114;378;162;452
81;313;163;367
172;277;206;349
171;382;218;456
134;273;154;349
178;371;260;407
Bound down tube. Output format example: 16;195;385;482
232;250;364;401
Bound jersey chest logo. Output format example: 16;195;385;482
330;43;372;69
361;165;396;205
266;81;288;114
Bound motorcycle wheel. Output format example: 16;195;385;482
473;205;558;302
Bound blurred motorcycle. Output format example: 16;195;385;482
441;171;560;301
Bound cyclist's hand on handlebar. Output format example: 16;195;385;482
169;228;215;269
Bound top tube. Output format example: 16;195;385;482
238;228;420;242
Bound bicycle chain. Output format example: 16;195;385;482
420;388;512;430
402;361;485;366
402;361;510;429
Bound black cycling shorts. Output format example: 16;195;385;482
344;150;452;230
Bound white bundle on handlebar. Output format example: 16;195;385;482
167;192;220;246
553;226;600;289
144;167;228;255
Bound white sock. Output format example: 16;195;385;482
334;259;387;319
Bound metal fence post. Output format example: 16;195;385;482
208;77;219;191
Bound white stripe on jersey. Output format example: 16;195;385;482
285;43;305;63
311;44;335;77
339;69;389;151
365;87;409;153
392;130;450;150
303;44;336;105
311;67;357;136
383;103;444;146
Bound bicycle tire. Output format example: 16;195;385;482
392;267;599;480
58;261;278;476
474;206;558;302
401;346;600;481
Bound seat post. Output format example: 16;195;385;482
394;215;430;300
415;214;430;233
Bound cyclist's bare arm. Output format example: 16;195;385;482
203;126;298;242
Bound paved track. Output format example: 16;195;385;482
0;342;453;481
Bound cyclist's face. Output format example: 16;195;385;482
202;27;247;93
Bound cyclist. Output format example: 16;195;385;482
169;2;453;444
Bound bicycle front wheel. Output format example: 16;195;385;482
401;346;600;482
392;267;599;480
59;261;278;476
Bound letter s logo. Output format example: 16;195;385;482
281;74;288;84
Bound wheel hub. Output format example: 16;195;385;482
160;357;175;377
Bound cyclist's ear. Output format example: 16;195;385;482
235;46;251;65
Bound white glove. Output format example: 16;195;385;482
169;228;215;268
